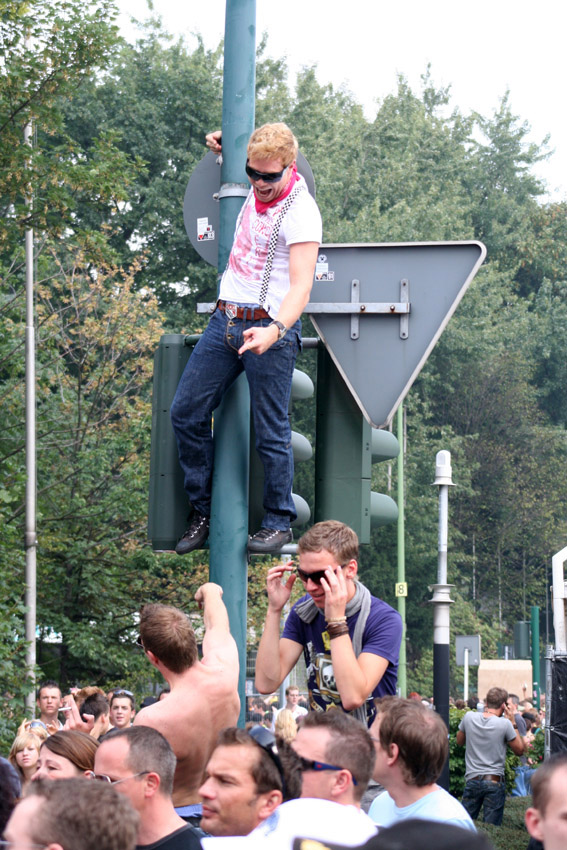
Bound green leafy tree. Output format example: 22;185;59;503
464;92;549;272
58;22;224;321
0;0;137;255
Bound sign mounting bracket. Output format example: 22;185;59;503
303;278;411;341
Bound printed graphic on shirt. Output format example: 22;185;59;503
229;203;278;280
306;640;343;711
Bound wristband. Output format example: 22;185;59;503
326;616;347;625
327;623;349;640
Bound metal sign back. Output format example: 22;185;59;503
183;151;316;267
456;635;482;667
306;241;486;428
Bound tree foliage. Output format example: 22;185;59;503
1;8;566;743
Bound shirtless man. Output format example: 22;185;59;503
134;583;240;814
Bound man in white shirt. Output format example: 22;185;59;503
272;686;307;730
368;696;475;832
171;123;321;556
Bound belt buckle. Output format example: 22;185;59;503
225;302;238;319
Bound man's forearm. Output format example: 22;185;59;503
202;589;230;633
275;281;312;329
255;608;284;693
329;635;372;711
199;586;234;660
275;241;319;328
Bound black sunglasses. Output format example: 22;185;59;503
247;725;287;798
295;564;346;586
299;756;358;785
113;689;134;697
136;635;145;649
245;161;288;183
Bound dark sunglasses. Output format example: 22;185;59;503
247;724;287;797
295;564;345;586
113;689;134;697
299;756;358;785
136;635;145;649
245;161;288;183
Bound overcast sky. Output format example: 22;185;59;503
117;0;567;202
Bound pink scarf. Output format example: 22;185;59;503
254;163;299;214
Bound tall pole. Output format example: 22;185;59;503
531;605;540;710
396;405;406;697
430;449;454;790
208;0;256;725
24;115;37;714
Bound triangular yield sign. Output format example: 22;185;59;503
306;241;486;428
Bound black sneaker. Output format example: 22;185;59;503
175;513;210;555
248;527;293;553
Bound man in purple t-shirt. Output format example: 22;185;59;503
255;520;402;726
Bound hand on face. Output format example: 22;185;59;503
320;564;349;620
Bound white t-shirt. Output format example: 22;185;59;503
368;786;476;832
219;176;322;318
202;799;377;850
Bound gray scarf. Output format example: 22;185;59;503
295;580;372;725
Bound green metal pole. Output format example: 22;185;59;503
531;605;540;710
397;405;407;697
208;0;256;727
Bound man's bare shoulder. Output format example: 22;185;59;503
135;672;239;727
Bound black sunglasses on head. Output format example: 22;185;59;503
245;161;289;183
247;724;287;798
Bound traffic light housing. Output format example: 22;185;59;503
148;334;192;551
248;368;314;533
314;347;399;543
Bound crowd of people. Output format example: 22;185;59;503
0;676;557;850
0;519;556;850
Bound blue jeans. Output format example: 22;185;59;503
461;778;506;825
170;307;300;530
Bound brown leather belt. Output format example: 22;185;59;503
217;300;270;320
470;774;502;783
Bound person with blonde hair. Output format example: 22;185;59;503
274;709;298;743
171;122;322;556
8;731;42;791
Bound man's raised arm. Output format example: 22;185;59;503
195;582;238;668
255;564;302;693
